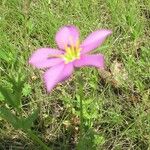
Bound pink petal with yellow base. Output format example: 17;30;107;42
81;30;112;54
74;54;104;69
29;48;64;68
55;25;79;50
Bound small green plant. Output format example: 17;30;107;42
0;75;50;149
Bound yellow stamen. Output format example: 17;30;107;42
62;38;81;63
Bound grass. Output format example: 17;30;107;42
0;0;150;149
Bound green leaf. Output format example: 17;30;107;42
94;134;105;145
7;75;26;93
22;109;39;129
0;86;17;108
13;80;25;106
22;83;32;96
0;92;4;101
0;106;21;129
0;50;9;61
7;76;26;106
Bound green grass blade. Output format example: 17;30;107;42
0;86;17;108
0;106;20;129
22;109;39;129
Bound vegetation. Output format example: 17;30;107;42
0;0;149;149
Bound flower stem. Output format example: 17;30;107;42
79;93;83;138
78;76;84;138
25;129;51;150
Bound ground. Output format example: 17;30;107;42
0;0;150;149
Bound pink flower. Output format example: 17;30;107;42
29;25;112;92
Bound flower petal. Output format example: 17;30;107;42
44;63;74;92
29;48;64;68
55;25;79;50
74;54;104;69
81;30;112;54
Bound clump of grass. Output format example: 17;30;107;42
0;0;150;149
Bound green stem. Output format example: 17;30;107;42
25;129;51;150
79;94;83;138
78;76;84;138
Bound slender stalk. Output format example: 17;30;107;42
79;94;83;137
25;129;51;150
78;76;84;138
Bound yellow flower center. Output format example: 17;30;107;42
62;40;81;63
48;40;81;64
